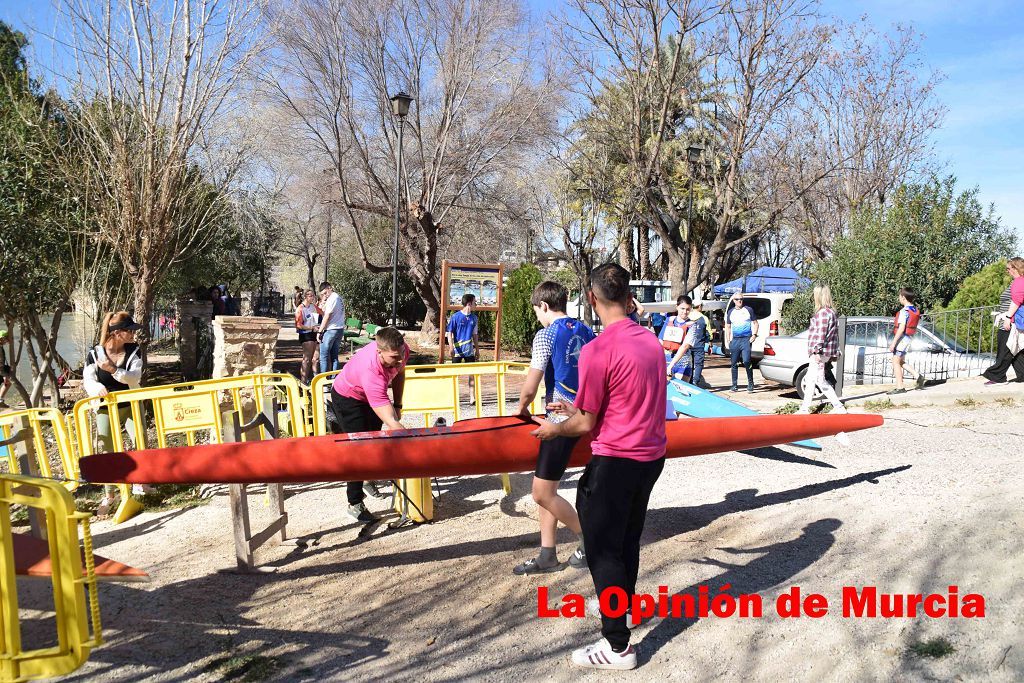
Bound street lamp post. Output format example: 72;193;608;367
389;91;414;327
685;144;703;242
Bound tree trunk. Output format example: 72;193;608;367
638;226;651;279
667;251;687;298
306;256;318;292
132;276;157;366
618;225;632;270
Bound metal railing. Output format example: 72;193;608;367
838;308;997;385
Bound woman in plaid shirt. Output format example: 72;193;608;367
798;285;847;414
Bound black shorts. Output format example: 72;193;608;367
298;331;317;344
329;389;383;434
535;435;580;481
452;355;477;363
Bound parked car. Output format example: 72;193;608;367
759;316;995;397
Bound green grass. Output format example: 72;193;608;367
207;654;285;682
774;401;801;414
138;485;209;512
862;398;909;411
908;637;955;659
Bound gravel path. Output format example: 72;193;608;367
52;400;1024;682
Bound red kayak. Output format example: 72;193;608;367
79;413;883;485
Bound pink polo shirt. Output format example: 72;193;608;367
332;342;410;408
574;318;667;461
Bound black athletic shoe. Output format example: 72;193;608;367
568;546;587;569
513;558;561;575
886;388;907;395
347;503;377;524
363;481;383;499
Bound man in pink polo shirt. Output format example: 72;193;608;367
533;263;667;671
330;327;409;523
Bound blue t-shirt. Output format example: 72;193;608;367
728;305;756;338
446;311;478;357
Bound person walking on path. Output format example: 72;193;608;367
83;312;146;514
888;287;926;395
532;264;666;671
316;282;346;373
446;293;480;401
726;294;758;392
295;289;322;384
982;257;1024;384
328;327;409;523
797;285;847;414
512;281;595;576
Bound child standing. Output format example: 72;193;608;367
446;293;479;401
513;281;595;575
659;295;696;380
888;287;926;394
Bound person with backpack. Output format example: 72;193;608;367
888;287;926;394
983;257;1024;384
513;281;595;575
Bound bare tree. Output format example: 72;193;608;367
263;0;559;342
55;0;264;346
563;0;941;294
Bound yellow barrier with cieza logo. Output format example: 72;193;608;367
0;474;102;682
72;373;307;523
308;361;544;434
309;361;544;522
0;408;80;492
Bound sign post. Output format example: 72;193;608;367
438;261;504;363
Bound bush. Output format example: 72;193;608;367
781;287;815;335
328;262;425;327
811;176;1016;316
942;259;1012;311
500;263;542;351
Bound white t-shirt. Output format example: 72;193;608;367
321;292;346;330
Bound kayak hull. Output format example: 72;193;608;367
79;413;883;485
666;379;822;450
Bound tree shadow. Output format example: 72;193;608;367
638;518;843;662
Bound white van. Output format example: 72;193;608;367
723;292;793;360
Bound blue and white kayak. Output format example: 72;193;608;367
666;379;821;451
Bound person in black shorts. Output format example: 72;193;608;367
512;281;596;574
446;293;479;400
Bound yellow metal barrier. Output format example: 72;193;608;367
0;474;102;681
309;361;544;434
72;373;307;523
310;362;544;520
0;409;80;492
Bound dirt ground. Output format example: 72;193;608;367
28;386;1016;682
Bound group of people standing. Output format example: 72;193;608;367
293;282;349;384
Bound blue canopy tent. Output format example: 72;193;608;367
713;267;809;296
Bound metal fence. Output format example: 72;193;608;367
149;307;178;343
839;307;997;386
253;293;285;318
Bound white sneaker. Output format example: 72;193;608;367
795;408;811;415
571;638;637;670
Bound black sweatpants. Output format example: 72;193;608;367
577;453;665;651
982;327;1024;382
330;388;383;505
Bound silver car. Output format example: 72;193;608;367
759;316;994;398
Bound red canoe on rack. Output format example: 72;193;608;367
79;413;883;485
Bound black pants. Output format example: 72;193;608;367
982;328;1024;382
330;389;383;505
577;454;665;651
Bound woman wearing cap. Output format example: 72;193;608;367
295;289;322;384
83;312;145;513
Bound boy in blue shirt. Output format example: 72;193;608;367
513;281;595;574
446;293;479;400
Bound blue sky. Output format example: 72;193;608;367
4;0;1023;243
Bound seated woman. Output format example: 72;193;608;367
83;311;147;514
